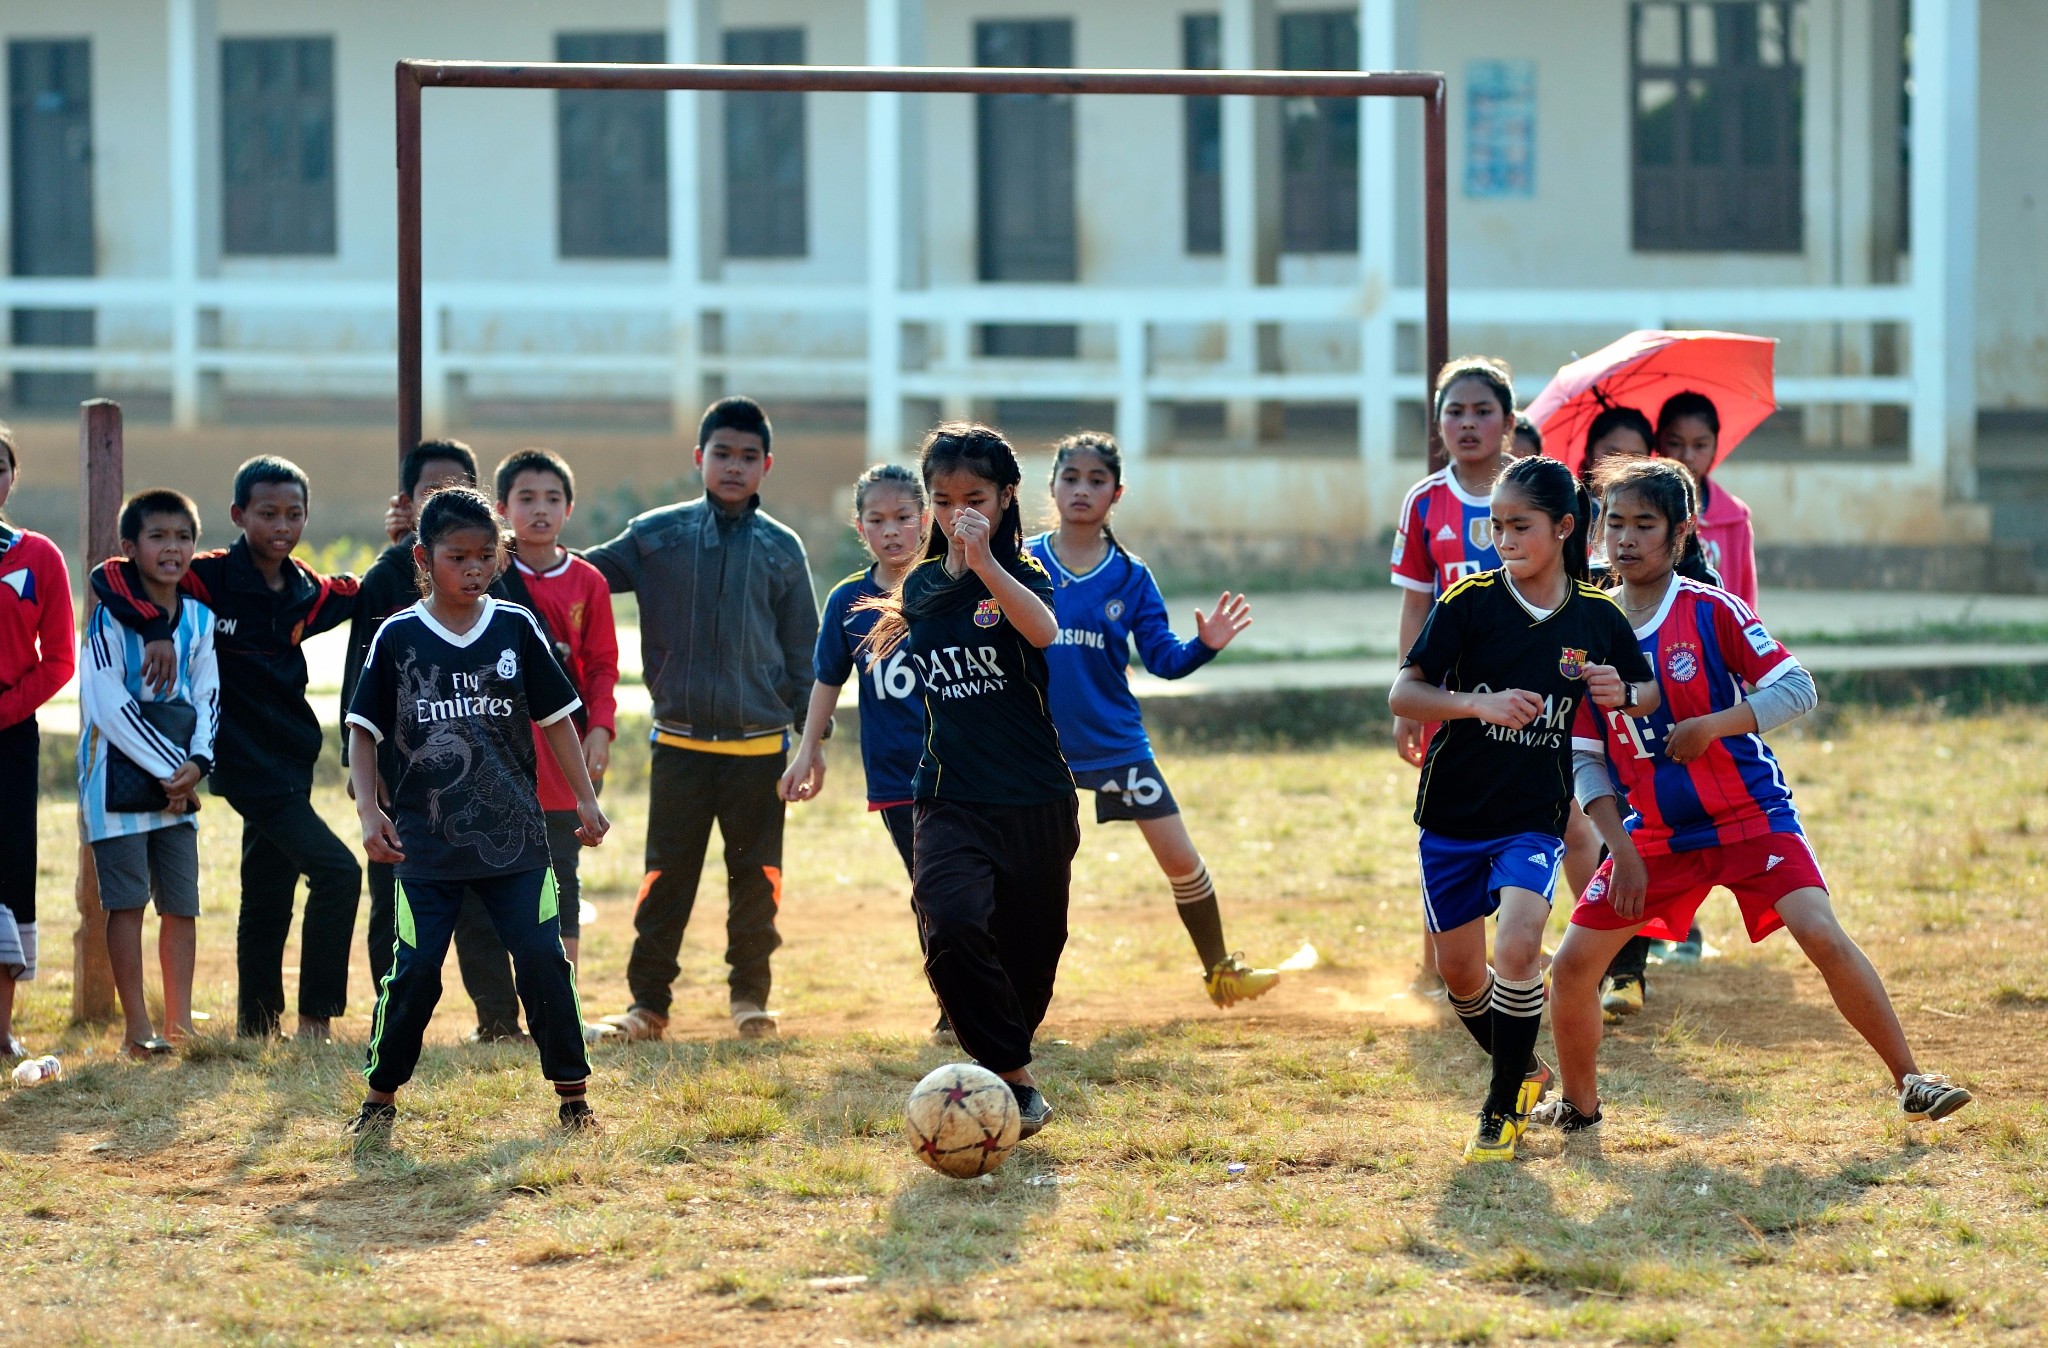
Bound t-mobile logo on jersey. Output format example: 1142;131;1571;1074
416;668;514;723
912;645;1008;700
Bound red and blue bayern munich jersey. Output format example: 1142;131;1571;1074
1571;577;1803;856
1391;467;1499;597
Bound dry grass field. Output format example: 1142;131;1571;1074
2;708;2044;1346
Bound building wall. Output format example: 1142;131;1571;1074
1977;0;2048;409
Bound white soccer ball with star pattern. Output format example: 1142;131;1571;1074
905;1062;1021;1178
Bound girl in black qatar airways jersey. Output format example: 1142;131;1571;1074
1389;455;1657;1165
860;423;1075;1142
345;488;610;1136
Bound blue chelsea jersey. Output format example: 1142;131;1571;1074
1026;532;1217;774
814;567;924;805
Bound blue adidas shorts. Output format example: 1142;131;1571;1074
1081;758;1181;823
1417;829;1566;934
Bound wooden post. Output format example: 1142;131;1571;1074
71;399;122;1024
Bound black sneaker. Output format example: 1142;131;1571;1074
928;1013;959;1049
1011;1083;1053;1139
1528;1097;1603;1133
558;1098;601;1132
1900;1073;1972;1122
347;1101;397;1136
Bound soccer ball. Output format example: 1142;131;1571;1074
905;1062;1021;1178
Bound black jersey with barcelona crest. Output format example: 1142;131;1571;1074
1405;569;1652;840
902;553;1075;806
346;597;581;881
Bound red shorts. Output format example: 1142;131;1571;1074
1570;832;1826;944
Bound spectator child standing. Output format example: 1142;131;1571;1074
93;457;361;1041
1656;391;1757;610
586;396;821;1041
80;490;219;1057
0;426;75;1056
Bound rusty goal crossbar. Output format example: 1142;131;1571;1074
395;60;1449;462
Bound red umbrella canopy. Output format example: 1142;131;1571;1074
1524;330;1777;476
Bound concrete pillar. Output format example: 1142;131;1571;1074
1220;0;1276;446
667;0;720;437
166;0;216;429
866;0;924;462
1908;0;1979;498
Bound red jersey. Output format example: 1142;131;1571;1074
1391;467;1499;597
1572;577;1801;856
0;527;74;731
1695;479;1757;610
513;552;619;812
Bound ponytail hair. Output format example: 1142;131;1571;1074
1591;455;1714;583
1494;454;1591;584
1050;429;1132;562
859;422;1034;658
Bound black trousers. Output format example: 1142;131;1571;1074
227;791;362;1035
363;867;587;1093
625;745;786;1015
913;795;1079;1075
0;719;38;927
367;860;517;1035
879;803;916;879
450;811;587;1037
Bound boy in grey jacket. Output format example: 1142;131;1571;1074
586;396;820;1038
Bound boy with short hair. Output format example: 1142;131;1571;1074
93;457;361;1041
585;396;821;1039
80;489;219;1056
448;449;620;1029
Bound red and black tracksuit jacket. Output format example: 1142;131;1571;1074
92;540;359;798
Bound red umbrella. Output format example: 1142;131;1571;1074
1524;329;1777;475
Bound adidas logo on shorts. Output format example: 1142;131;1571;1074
1528;852;1550;866
1766;854;1784;870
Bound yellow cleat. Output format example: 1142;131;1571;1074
1600;976;1645;1025
1204;953;1280;1008
1518;1057;1554;1115
1463;1109;1526;1163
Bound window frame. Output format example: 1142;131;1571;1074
220;35;337;258
555;30;669;261
1277;9;1359;256
723;27;807;260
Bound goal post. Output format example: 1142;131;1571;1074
393;60;1449;465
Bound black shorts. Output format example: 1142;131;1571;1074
1077;758;1180;823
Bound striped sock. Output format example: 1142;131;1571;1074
1168;862;1229;971
1486;973;1547;1115
553;1078;588;1101
1448;969;1495;1053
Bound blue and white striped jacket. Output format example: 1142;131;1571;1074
77;598;220;842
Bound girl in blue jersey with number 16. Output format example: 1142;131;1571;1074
1028;432;1281;1009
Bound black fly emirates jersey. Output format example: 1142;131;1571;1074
346;598;581;881
1406;570;1652;840
903;554;1075;806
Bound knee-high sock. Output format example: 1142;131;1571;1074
1485;972;1547;1115
1448;968;1495;1053
1168;862;1229;971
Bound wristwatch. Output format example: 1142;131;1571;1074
1619;681;1639;712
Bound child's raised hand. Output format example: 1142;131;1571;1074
574;798;610;847
1471;688;1546;729
384;494;414;544
359;806;405;864
951;507;993;572
1195;592;1253;651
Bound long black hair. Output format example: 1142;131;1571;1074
1591;455;1718;586
859;423;1035;657
1579;405;1655;489
1050;430;1133;564
412;485;506;596
1493;454;1591;584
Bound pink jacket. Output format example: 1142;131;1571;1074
1696;480;1757;610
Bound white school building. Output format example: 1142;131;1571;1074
0;0;2037;572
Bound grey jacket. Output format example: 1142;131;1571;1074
585;496;820;740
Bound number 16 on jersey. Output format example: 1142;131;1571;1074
868;649;917;701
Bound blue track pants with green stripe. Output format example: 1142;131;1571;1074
364;866;588;1093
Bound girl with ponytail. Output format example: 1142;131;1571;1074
1388;453;1658;1164
858;423;1075;1140
1027;432;1279;1010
